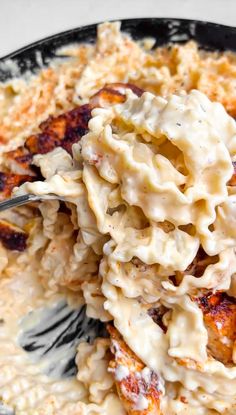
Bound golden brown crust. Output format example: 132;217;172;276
4;146;34;176
0;171;34;201
197;291;236;364
197;59;236;118
107;325;163;415
0;219;28;251
25;104;91;156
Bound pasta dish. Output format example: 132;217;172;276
0;21;236;414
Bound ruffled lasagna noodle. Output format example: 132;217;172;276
1;21;236;414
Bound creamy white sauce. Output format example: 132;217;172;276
1;21;236;414
115;364;130;381
134;394;149;411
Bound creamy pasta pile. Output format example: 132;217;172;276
0;21;236;414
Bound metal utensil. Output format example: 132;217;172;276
19;300;106;379
0;300;106;415
0;194;65;212
0;403;14;415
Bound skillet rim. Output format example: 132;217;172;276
0;17;236;82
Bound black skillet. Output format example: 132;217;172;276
0;18;236;414
1;18;236;81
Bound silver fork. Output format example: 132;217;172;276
0;194;64;212
0;403;14;415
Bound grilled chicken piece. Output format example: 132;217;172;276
25;104;91;156
25;83;143;156
3;105;91;175
0;83;142;252
198;291;236;364
0;172;34;201
104;83;144;97
0;219;28;251
108;325;163;415
3;83;143;176
4;146;34;176
0;171;33;252
90;83;144;107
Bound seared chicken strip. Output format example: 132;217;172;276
108;325;163;415
0;172;34;201
0;83;143;251
90;82;143;107
0;219;28;251
198;291;236;364
2;83;143;176
147;290;236;366
25;104;91;156
4;146;35;176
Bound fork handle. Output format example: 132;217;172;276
0;194;40;212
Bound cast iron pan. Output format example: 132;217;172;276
0;18;236;414
1;18;236;81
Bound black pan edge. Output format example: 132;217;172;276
0;17;236;82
